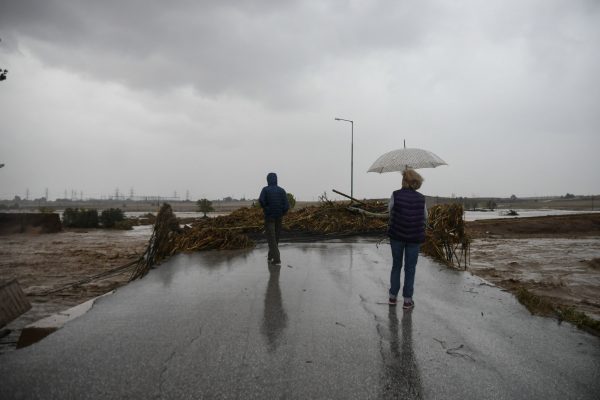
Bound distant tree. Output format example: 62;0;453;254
564;193;575;199
13;195;21;202
459;197;474;211
222;196;233;202
487;200;497;210
287;193;296;209
196;198;214;217
510;194;517;201
466;201;478;211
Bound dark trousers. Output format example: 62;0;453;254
265;217;282;262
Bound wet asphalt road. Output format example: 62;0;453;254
1;241;599;399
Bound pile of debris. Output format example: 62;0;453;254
130;200;470;280
130;204;182;280
421;203;470;269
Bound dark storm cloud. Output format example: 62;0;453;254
4;0;598;108
0;0;442;105
1;0;599;199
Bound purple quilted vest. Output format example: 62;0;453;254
388;188;426;243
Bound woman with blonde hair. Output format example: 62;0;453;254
387;169;427;309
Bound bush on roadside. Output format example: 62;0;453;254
63;208;99;228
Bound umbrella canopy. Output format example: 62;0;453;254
367;148;447;173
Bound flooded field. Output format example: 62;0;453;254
464;209;600;221
469;237;600;319
0;227;151;354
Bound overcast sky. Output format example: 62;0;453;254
1;0;599;201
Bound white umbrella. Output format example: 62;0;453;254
367;148;447;173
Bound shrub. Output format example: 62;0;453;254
63;208;99;228
287;193;296;209
100;208;125;228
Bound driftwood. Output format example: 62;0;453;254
130;204;181;280
347;206;388;219
421;204;470;269
129;198;470;280
130;204;256;280
332;189;367;206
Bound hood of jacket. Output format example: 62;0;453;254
267;172;278;186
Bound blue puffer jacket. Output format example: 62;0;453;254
259;173;289;219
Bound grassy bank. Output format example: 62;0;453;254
515;287;600;336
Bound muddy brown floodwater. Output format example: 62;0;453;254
1;213;599;354
469;237;600;319
466;213;600;323
0;226;151;354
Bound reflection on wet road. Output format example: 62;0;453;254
261;264;288;352
380;308;422;399
1;241;598;399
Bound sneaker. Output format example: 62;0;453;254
388;298;397;306
402;300;414;310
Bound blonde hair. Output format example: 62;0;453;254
402;169;424;190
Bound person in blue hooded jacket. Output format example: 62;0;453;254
259;172;289;264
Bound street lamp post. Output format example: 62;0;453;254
334;117;354;199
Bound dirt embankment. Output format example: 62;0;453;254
466;213;600;238
466;214;600;333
